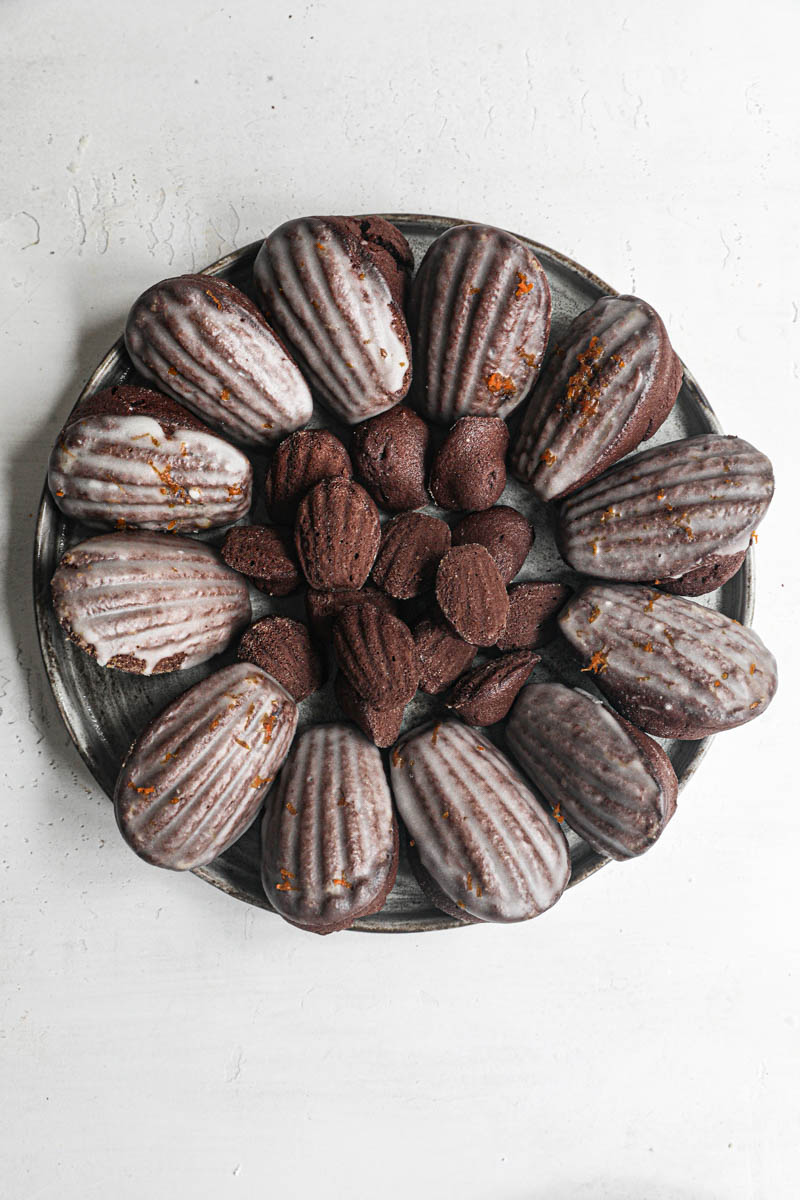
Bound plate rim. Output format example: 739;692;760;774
32;212;755;934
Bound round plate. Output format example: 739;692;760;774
33;214;754;933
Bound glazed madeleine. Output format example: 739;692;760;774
262;723;398;933
557;433;773;594
253;216;412;424
48;386;252;532
507;682;677;860
390;718;569;923
512;294;682;501
125;274;312;447
51;531;250;674
409;222;551;422
115;663;297;870
558;583;778;738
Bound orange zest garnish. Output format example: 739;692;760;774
486;371;516;396
515;271;534;298
581;649;609;675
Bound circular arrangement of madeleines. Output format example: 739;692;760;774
34;213;777;933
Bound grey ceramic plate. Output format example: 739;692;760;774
33;214;754;933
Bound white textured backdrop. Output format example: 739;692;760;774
1;2;798;1196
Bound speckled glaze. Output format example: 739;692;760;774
558;584;777;738
115;663;297;870
557;434;774;584
51;531;251;674
390;718;570;923
48;411;252;531
262;723;398;932
253;216;412;424
507;683;677;859
409;223;551;422
125;274;313;447
512;295;682;501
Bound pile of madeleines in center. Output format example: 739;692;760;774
46;215;778;934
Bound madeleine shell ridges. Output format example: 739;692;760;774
262;722;397;932
409;222;551;423
253;216;411;424
50;531;251;675
114;663;298;870
124;273;313;447
507;682;677;860
558;583;778;738
389;718;570;923
557;433;774;584
512;294;682;501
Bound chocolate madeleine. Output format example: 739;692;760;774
115;663;297;870
334;673;406;749
390;719;569;923
413;617;477;694
262;723;398;933
350;404;430;511
264;429;352;524
428;416;509;511
451;506;533;584
507;682;677;860
557;434;773;593
305;586;397;640
512;294;682;501
495;582;572;651
124;274;312;447
253;215;412;424
408;223;551;422
558;583;778;738
51;531;250;674
294;477;381;590
48;385;253;532
221;525;301;596
372;512;451;599
238;616;324;702
446;651;539;726
333;605;419;710
435;545;509;646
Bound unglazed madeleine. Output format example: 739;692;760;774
115;663;297;870
261;723;398;933
124;274;312;447
558;583;778;738
294;476;381;590
48;386;252;532
512;294;682;501
253;215;412;424
557;433;773;593
390;719;570;923
408;223;551;422
51;531;251;674
264;428;352;524
333;605;419;710
507;683;677;860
